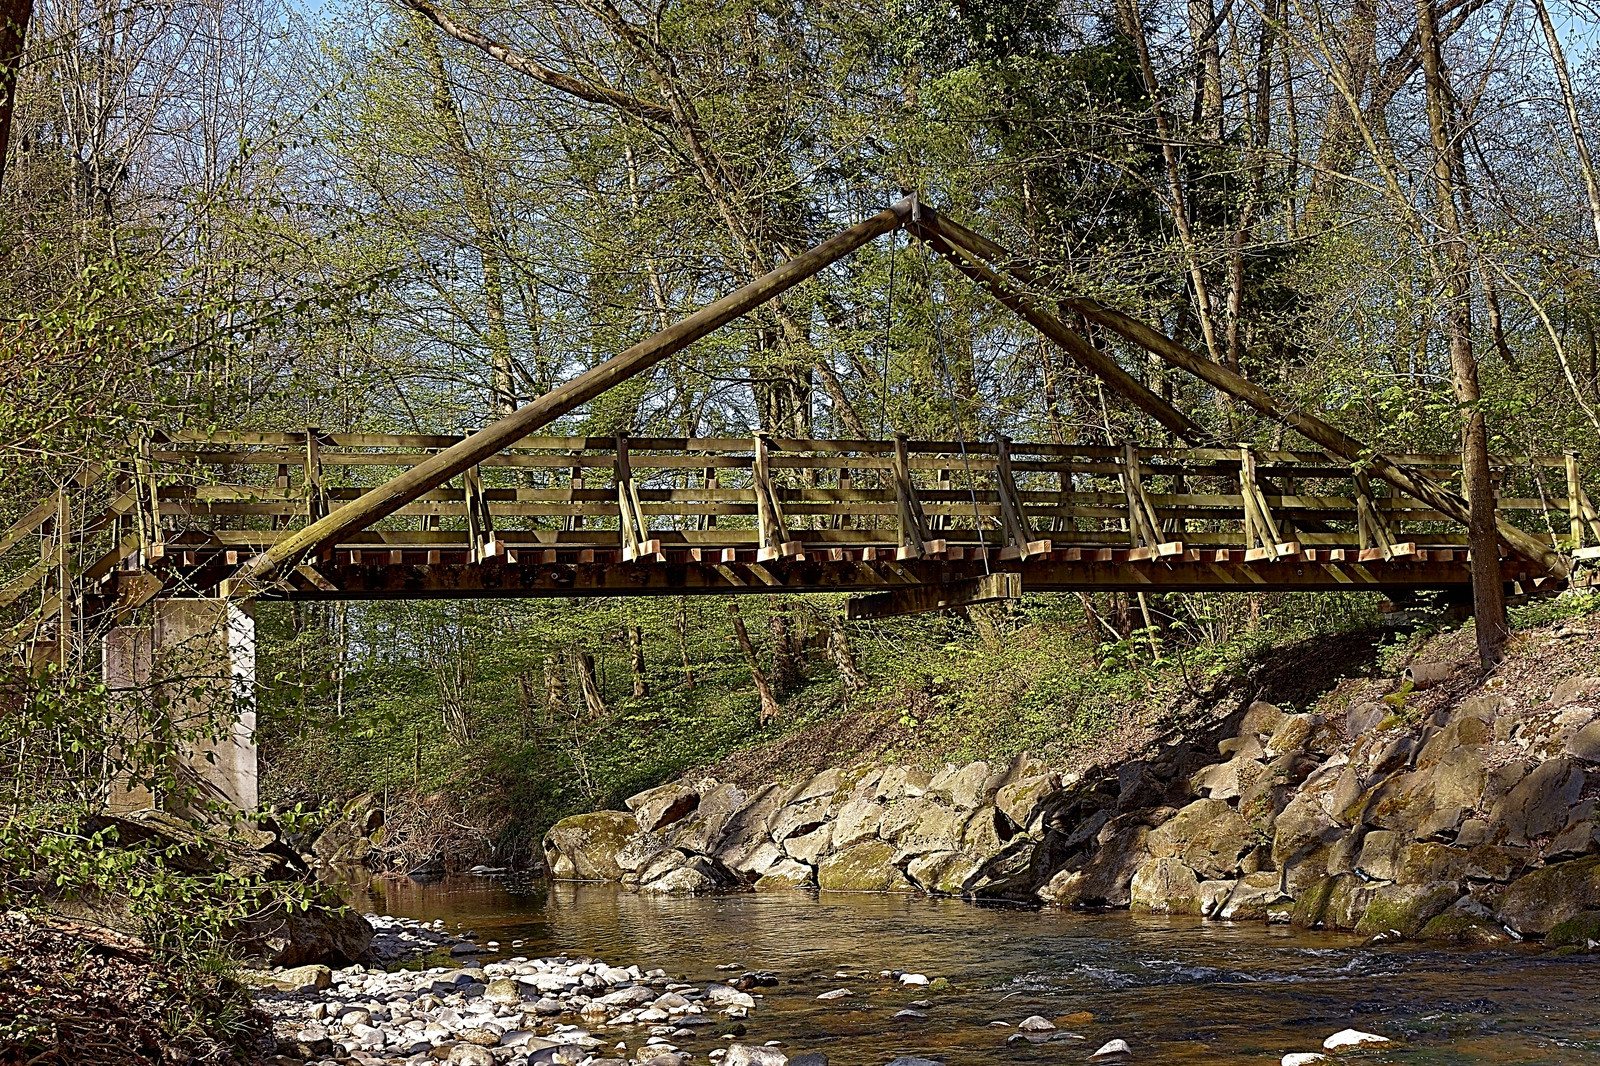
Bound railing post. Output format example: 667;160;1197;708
304;427;327;524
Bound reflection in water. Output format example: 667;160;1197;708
348;876;1600;1065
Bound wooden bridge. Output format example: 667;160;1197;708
5;428;1597;655
6;196;1600;665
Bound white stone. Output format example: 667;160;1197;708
816;989;851;1001
1092;1039;1132;1057
1018;1015;1056;1032
1282;1055;1328;1066
898;973;930;986
1323;1029;1388;1051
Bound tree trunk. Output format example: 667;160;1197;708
676;599;696;689
542;654;566;722
413;15;517;418
1533;0;1600;255
768;608;800;696
728;601;782;725
1417;0;1505;667
573;647;607;718
626;623;648;699
826;619;863;697
0;0;29;190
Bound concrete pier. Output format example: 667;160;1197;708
103;599;257;811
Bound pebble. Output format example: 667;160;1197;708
816;989;851;1001
1323;1029;1388;1051
1282;1055;1328;1066
1092;1038;1132;1057
892;1009;928;1020
252;917;771;1066
897;973;930;986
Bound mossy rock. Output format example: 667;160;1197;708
1545;909;1600;948
817;841;914;892
543;811;638;881
1354;881;1462;938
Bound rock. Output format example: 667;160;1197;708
1354;881;1461;938
1345;701;1388;738
927;761;992;809
724;1043;788;1066
1323;1029;1388;1051
258;963;331;992
1272;794;1348;894
1241;701;1286;736
1091;1038;1131;1057
1544;909;1600;948
1491;758;1584;846
460;1026;502;1046
1417;894;1508;944
544;812;639;880
1219;871;1290;921
1282;1055;1327;1066
1129;857;1202;915
1218;733;1265;760
893;1009;928;1020
789;1055;828;1066
642;856;724;894
830;798;887;849
899;972;930;985
878;797;936;843
1547;817;1600;860
754;859;814;890
1037;820;1150;907
628;783;700;832
1567;721;1600;762
485;977;522;1005
1551;676;1600;708
1266;714;1338;757
1497;855;1600;936
1356;829;1403;881
616;832;671;875
770;795;833;843
1146;798;1251;880
816;988;851;1001
817;841;914;892
449;1046;497;1066
785;824;833;866
996;774;1060;830
726;840;786;882
905;851;981;895
1017;1015;1056;1032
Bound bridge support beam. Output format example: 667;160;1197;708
104;598;257;812
847;573;1022;620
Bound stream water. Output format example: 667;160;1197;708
346;875;1600;1065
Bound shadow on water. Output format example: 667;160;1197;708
346;875;1600;1065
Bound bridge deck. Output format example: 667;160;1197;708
4;431;1596;644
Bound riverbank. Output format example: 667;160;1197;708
250;882;1600;1065
246;905;1398;1066
541;609;1600;945
0;910;263;1066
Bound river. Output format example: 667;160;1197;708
346;874;1600;1065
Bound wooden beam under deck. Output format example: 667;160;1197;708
120;551;1486;604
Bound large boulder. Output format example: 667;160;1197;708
627;783;700;833
817;841;914;892
1272;794;1350;895
926;762;991;810
769;795;832;843
1489;758;1584;846
1129;858;1203;915
1496;855;1600;936
1266;714;1339;758
1354;881;1462;938
831;798;887;849
1038;819;1151;907
640;855;724;895
1147;799;1251;880
905;851;982;895
543;811;637;881
996;774;1060;831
